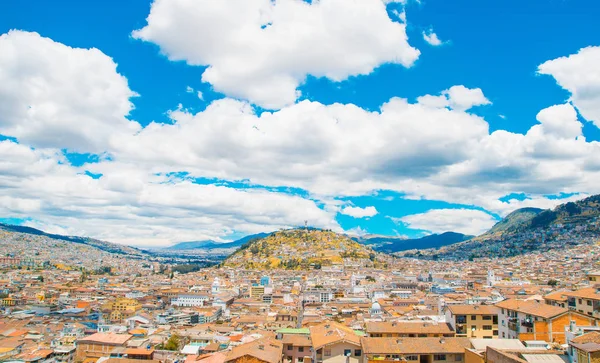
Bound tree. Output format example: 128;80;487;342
548;279;559;287
164;334;181;351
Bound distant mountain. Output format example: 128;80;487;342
166;232;270;251
0;223;145;256
223;228;387;270
480;207;543;238
403;195;600;260
354;232;471;253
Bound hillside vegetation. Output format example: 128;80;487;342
402;195;600;260
222;228;387;270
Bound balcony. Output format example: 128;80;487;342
521;319;533;328
508;321;519;332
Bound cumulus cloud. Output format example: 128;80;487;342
0;31;140;153
0;141;339;246
132;0;420;109
2;31;600;245
538;46;600;127
399;208;498;235
103;94;490;197
422;29;444;46
340;206;378;218
418;85;491;111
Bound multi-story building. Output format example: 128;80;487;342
282;333;312;363
564;287;600;318
445;305;499;339
496;299;597;343
251;285;265;299
171;294;209;307
360;337;471;363
75;333;132;362
309;322;362;363
365;321;455;338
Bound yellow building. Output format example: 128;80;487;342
250;285;265;299
446;305;499;339
588;272;600;283
1;297;15;306
569;331;600;363
101;298;142;320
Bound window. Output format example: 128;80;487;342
470;315;477;320
355;350;362;357
344;350;352;357
579;299;583;305
484;336;492;339
405;356;418;361
482;315;492;320
287;345;293;351
483;325;492;330
455;355;463;361
324;349;331;357
434;355;447;361
493;316;498;324
493;330;498;336
299;347;304;353
470;325;476;332
502;332;506;338
587;300;593;306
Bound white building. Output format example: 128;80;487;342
171;294;209;307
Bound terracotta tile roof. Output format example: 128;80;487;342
309;321;361;350
226;338;282;363
495;299;567;319
544;291;568;302
564;288;600;301
365;321;455;335
361;337;471;354
78;332;133;345
446;305;499;315
282;334;312;347
571;332;600;345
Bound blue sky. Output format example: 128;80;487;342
0;0;599;246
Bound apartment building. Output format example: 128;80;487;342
445;305;499;339
360;337;471;363
565;287;600;318
496;299;596;344
365;321;455;338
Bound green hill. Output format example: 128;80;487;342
401;195;600;260
222;228;387;270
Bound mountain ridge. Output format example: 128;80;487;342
402;195;600;260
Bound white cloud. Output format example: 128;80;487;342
132;0;420;109
2;32;600;245
422;29;444;46
197;91;204;100
399;208;498;235
0;31;140;153
340;206;378;218
418;85;491;111
0;139;339;246
104;94;490;197
186;86;194;93
538;46;600;128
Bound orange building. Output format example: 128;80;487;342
497;299;597;344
